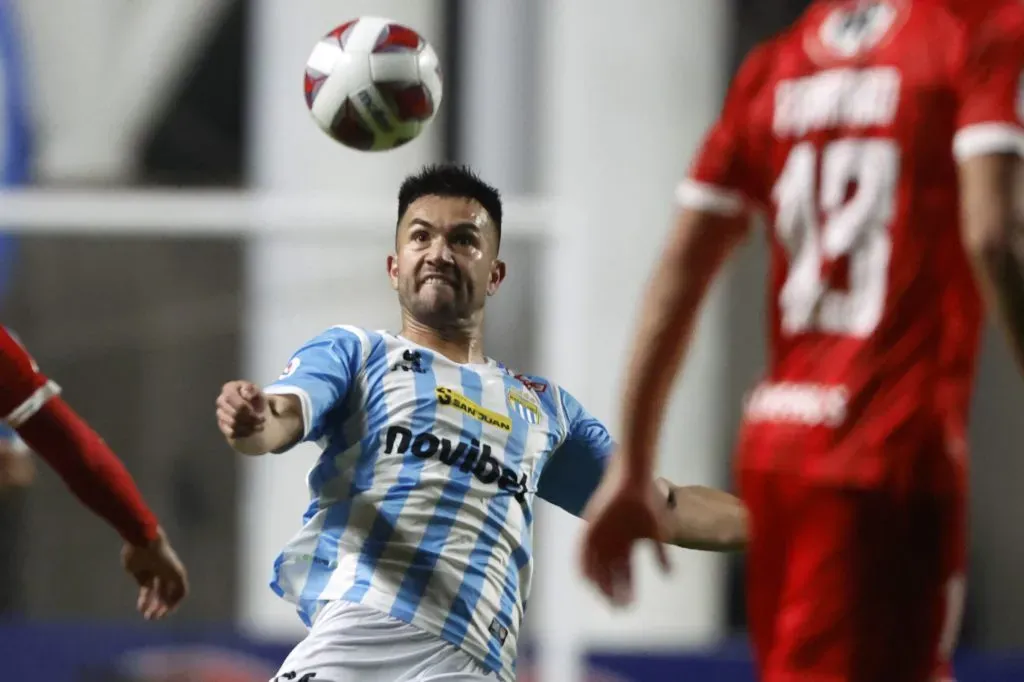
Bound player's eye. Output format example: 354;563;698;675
410;230;430;243
452;234;478;248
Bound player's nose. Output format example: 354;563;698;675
424;237;455;263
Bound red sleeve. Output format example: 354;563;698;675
952;7;1024;160
676;43;771;216
0;328;160;546
0;327;60;424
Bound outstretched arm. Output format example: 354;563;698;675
655;478;748;552
216;381;304;456
617;210;748;489
0;328;187;619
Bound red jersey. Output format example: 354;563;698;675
679;0;1024;489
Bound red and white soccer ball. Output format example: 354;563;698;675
303;17;443;152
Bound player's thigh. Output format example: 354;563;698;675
766;482;962;682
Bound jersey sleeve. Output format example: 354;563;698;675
676;44;770;216
0;327;61;428
264;326;366;444
536;388;615;517
952;8;1024;160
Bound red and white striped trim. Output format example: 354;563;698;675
2;380;61;428
675;179;747;217
953;122;1024;161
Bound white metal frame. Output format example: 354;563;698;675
0;189;554;238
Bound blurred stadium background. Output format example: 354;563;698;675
1;0;1024;680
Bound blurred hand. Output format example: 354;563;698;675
579;457;670;606
216;380;267;440
0;440;35;491
121;526;188;620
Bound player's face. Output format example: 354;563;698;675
388;195;505;328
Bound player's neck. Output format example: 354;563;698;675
400;317;487;365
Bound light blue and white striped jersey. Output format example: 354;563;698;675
265;326;613;681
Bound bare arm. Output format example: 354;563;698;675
619;210;749;486
656;478;748;552
216;381;305;456
960;153;1024;374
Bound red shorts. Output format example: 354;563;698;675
740;469;965;682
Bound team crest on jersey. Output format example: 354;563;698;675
436;386;512;431
808;0;906;62
506;388;541;425
278;357;300;379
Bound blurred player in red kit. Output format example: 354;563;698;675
0;326;188;619
581;0;1024;680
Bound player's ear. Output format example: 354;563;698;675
386;254;400;291
487;259;506;296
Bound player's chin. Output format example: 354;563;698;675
413;291;461;316
415;300;473;328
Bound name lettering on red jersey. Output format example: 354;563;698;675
774;68;900;137
745;382;849;428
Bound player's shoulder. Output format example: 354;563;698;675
731;36;785;98
313;324;385;344
932;0;1024;48
972;0;1024;41
938;0;1024;27
297;325;387;365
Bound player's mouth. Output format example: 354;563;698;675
419;273;458;288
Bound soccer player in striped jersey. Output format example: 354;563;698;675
216;164;748;682
0;326;188;619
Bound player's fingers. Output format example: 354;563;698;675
230;400;266;426
219;388;249;411
144;577;163;620
216;406;236;426
217;407;264;436
237;381;261;402
654;539;671;574
586;543;623;602
604;558;629;604
216;412;244;438
137;585;151;613
161;572;187;610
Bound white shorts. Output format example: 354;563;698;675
272;600;495;682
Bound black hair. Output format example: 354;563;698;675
397;163;503;244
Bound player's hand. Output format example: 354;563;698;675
0;440;35;491
216;380;267;440
580;461;670;606
121;526;188;620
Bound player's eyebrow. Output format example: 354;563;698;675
409;218;482;234
408;218;436;230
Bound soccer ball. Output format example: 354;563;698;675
303;17;443;152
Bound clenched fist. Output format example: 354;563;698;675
216;380;267;440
